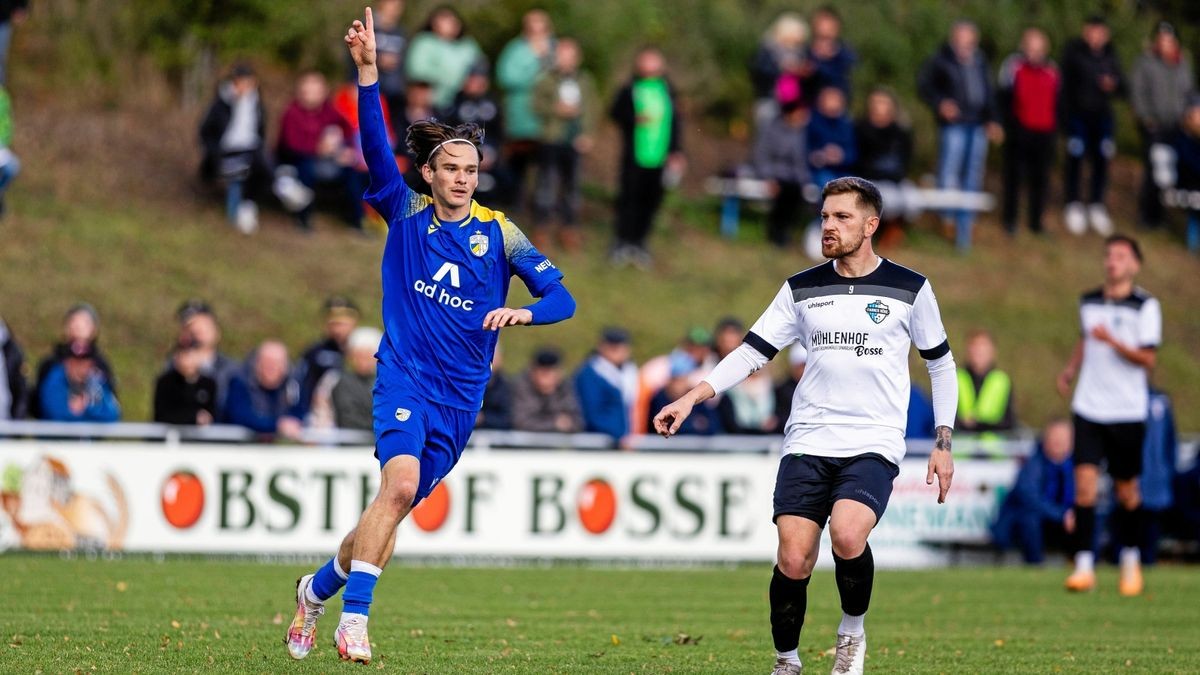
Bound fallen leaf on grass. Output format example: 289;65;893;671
611;634;620;646
271;613;283;625
993;639;1005;647
115;582;128;592
589;651;605;658
673;633;702;646
170;621;181;630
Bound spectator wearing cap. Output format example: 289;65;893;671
445;61;505;203
998;28;1060;235
38;340;120;423
0;315;27;420
511;347;583;433
174;300;239;419
773;345;807;434
199;62;270;234
406;6;484;111
576;327;638;442
650;352;722;435
477;344;513;430
633;326;713;435
1131;22;1195;229
497;8;555;210
309;326;382;431
30;303;116;419
224;340;305;441
296;296;359;412
153;343;217;426
918;19;1002;251
754;96;811;247
1061;15;1125;237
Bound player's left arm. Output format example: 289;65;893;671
1091;297;1160;370
483;218;575;331
911;280;957;504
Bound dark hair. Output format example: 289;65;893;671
1105;234;1143;262
406;119;485;168
812;5;841;22
1083;14;1108;27
822;176;883;216
423;5;466;39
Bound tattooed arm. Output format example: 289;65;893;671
926;425;954;504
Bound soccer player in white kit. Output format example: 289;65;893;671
654;177;957;675
1057;234;1161;596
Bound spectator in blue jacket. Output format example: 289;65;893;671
575;327;638;443
38;340;120;423
802;6;857;101
991;419;1076;564
1138;389;1177;564
905;383;935;440
807;86;856;190
224;340;304;441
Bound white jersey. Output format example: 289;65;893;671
744;259;951;465
1072;287;1161;424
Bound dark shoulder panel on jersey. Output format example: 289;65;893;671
1080;286;1153;310
787;258;927;305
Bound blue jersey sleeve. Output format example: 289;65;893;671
500;216;564;297
359;83;425;224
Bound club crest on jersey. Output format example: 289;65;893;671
395;408;411;422
470;231;489;257
865;300;890;324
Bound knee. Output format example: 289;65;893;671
777;547;815;580
378;479;419;515
830;529;867;559
1074;471;1100;506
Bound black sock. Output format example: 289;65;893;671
833;544;875;617
769;565;810;652
1117;506;1143;549
1073;505;1096;555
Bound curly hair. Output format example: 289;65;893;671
405;119;485;168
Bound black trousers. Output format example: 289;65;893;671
534;142;581;227
767;180;804;246
1002;127;1055;232
1138;126;1170;227
1063;112;1113;205
614;162;665;248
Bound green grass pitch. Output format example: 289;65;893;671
4;555;1198;673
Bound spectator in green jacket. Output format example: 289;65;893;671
405;5;482;110
532;38;597;250
497;8;555;211
956;329;1016;434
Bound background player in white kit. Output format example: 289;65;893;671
1057;235;1161;596
654;177;957;675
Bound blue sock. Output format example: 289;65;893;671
310;557;348;602
342;561;382;616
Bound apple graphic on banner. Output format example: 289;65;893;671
411;482;450;532
161;471;205;529
577;478;616;535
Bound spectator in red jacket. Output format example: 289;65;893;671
276;70;364;231
998;27;1060;235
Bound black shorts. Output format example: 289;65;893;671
773;452;900;526
1072;414;1146;480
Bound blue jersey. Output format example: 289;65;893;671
358;83;564;411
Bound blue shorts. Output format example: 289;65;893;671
772;452;900;526
372;362;476;506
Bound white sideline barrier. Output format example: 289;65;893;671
0;441;1022;567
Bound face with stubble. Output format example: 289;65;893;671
819;192;877;259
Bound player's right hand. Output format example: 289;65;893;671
652;399;694;438
345;7;377;68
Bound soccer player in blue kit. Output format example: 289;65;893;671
284;8;575;664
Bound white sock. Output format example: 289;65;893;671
333;557;349;580
350;560;383;577
776;648;800;666
340;612;369;626
304;580;322;606
838;612;866;636
1119;546;1141;571
1074;551;1095;574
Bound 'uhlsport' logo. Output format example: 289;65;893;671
865;300;890;324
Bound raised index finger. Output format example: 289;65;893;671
364;6;374;34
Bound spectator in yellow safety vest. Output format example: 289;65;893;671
956;329;1016;433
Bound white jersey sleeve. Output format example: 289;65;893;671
1139;297;1162;348
744;281;803;360
909;280;951;359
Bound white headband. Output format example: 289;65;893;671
430;138;481;162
